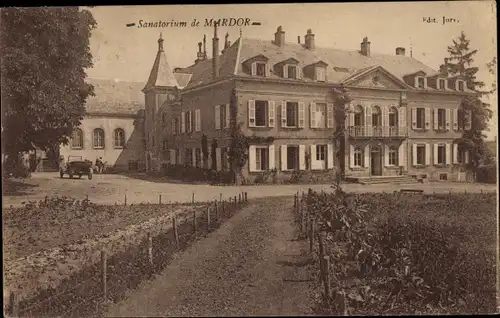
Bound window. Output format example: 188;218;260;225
286;65;297;79
220;105;226;129
316;145;326;161
114;129;125;148
354;106;364;126
185;111;193;133
388;107;398;127
256;62;266;76
255;147;269;171
416;145;426;165
437;109;446;130
287;145;299;170
255;100;268;127
388;147;398;166
185;148;192;166
457;109;465;131
439;79;446;90
416;108;425;129
416;76;425;88
316;67;326;81
315;103;326;128
93;128;105;149
354;147;363;167
286;102;298;127
71;128;83;149
437;144;446;165
458;81;465;91
372;106;381;126
195;148;201;168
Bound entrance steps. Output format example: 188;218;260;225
345;175;420;185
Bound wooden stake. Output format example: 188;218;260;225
245;192;248;202
192;192;195;204
193;210;197;234
86;194;89;201
101;250;107;301
214;200;218;222
222;201;225;218
173;217;179;248
238;193;241;204
124;193;127;206
309;218;314;254
234;196;237;207
147;233;153;267
9;291;19;317
159;195;162;205
323;256;331;300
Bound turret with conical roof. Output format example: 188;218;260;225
143;33;179;91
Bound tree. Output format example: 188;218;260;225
441;31;493;168
332;86;352;181
1;7;97;173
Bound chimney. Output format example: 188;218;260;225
222;32;229;54
212;24;220;78
203;34;207;59
274;26;285;47
304;29;315;50
395;47;406;56
195;42;204;64
360;37;370;57
439;58;449;76
297;36;301;44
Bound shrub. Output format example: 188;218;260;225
475;164;496;183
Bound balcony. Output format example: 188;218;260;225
348;126;407;139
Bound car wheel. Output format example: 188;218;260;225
69;169;74;179
88;170;93;180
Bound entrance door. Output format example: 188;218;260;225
371;146;382;176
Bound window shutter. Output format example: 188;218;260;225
195;109;201;132
382;106;388;127
344;104;350;128
297;66;302;79
248;100;256;127
181;111;186;133
280;145;287;171
464;109;472;130
433;143;439;165
170;149;175;164
310;145;317;170
446;143;451;165
398;143;406;169
251;62;257;76
433;108;439;130
265;64;270;77
225;103;230;128
384;144;390;166
399;107;407;130
215;105;221;130
298;102;305;128
453;143;458;164
349;145;355;168
200;148;204;168
364;145;370;168
445;109;451;130
283;65;288;78
299;145;306;170
349;107;355;127
411;108;417;129
365;106;372;136
424;108;431;129
412;144;417;166
192;148;196;167
268;145;275;170
452;108;459;131
268;101;275;127
281;101;287;127
327;103;334;128
425;143;431;165
464;149;470;163
189;111;194;132
216;148;221;171
248;145;256;172
310;102;316;128
327;143;334;169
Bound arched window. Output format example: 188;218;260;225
371;106;381;126
93;128;105;149
354;147;363;167
354;105;364;126
71;128;83;149
388;107;398;127
388;146;398;166
114;128;125;148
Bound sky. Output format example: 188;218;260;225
84;2;497;140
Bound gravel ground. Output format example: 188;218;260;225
104;197;315;317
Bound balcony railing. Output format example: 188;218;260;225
348;126;407;138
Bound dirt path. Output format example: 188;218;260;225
104;197;315;317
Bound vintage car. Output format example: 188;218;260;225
59;156;93;179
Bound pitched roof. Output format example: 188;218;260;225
177;36;441;90
144;37;179;90
85;78;145;115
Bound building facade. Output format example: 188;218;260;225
143;26;474;183
60;78;146;172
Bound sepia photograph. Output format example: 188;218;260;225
1;2;498;317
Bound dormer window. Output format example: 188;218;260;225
255;62;267;76
416;76;426;89
285;65;297;79
438;78;447;90
457;80;465;91
315;67;326;82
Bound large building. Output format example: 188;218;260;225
142;25;475;184
60;78;146;172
